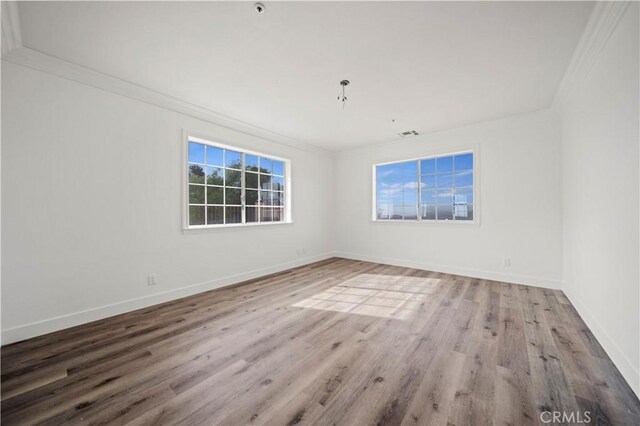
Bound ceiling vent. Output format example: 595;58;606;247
398;130;419;138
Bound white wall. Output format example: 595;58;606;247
558;3;639;395
333;109;563;288
1;62;334;344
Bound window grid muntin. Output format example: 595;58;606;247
187;139;287;228
376;151;474;222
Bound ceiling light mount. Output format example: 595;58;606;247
254;3;265;14
337;80;350;109
398;130;420;138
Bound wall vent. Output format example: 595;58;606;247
398;130;419;138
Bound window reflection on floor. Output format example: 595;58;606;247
292;273;442;320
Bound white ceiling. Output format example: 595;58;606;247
16;1;593;151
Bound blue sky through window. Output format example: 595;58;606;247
376;152;474;221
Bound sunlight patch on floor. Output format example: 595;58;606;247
292;273;442;319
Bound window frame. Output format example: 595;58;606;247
371;148;479;224
183;132;292;230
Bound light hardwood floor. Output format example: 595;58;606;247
1;258;639;425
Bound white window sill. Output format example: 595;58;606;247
370;219;479;227
183;221;294;234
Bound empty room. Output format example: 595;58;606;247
1;1;639;425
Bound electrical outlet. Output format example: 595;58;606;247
148;274;157;286
503;258;511;267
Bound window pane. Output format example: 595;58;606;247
225;206;242;224
454;153;473;171
404;189;418;205
206;206;223;224
436;156;453;173
246;206;259;223
189;206;205;225
273;160;284;176
188;142;205;164
260;174;272;190
389;176;417;198
225;169;241;187
377;164;395;181
259;157;272;173
454;170;473;187
377;203;391;220
225;150;242;169
402;205;418;220
437;173;454;189
455;186;474;204
189;185;205;204
382;178;404;192
188;164;205;184
421;174;436;189
207;186;223;204
377;189;390;206
273;207;284;222
273;192;284;206
260;190;274;205
245;171;258;189
392;164;405;180
376;174;388;192
206;167;224;185
455;187;474;221
206;146;223;167
421;158;436;175
245;154;259;172
437;188;454;205
421;189;436;204
454;203;473;220
389;188;402;204
436;205;453;220
401;161;418;177
272;175;284;191
260;207;273;222
380;186;402;220
391;204;404;220
400;174;419;189
225;188;241;205
422;204;436;220
246;189;259;206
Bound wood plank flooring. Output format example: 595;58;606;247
1;258;639;425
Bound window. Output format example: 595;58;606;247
374;151;474;222
185;136;289;228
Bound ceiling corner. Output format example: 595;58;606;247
1;1;22;57
551;1;632;112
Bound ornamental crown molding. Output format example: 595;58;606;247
3;47;328;154
1;0;22;56
552;1;632;111
1;0;327;155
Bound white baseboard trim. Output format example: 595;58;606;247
1;253;334;345
563;283;640;399
333;251;562;290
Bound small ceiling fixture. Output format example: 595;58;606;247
337;80;350;109
254;3;265;14
398;130;420;138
